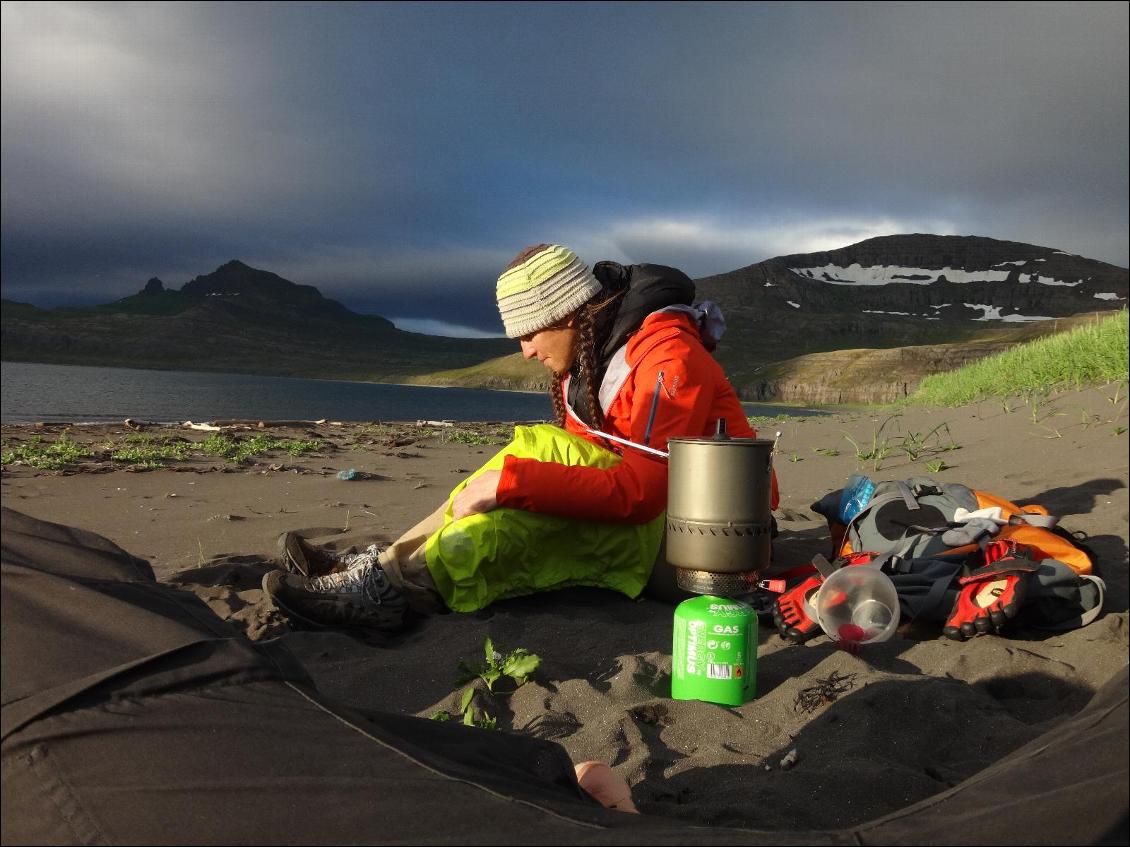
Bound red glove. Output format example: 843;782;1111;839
772;553;876;643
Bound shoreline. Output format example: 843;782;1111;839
2;358;857;417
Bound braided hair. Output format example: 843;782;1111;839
547;291;624;428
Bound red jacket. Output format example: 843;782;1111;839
497;310;780;523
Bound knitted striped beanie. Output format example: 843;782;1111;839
496;244;602;338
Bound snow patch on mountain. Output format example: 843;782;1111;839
1023;275;1081;287
964;304;1055;322
791;262;1087;287
791;264;1012;285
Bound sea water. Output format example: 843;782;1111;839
1;362;828;424
0;362;553;423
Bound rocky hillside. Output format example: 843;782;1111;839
1;261;513;382
715;234;1126;320
695;234;1128;401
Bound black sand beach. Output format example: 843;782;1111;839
2;384;1127;831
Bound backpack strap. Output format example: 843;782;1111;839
896;481;921;511
909;481;943;498
1075;576;1106;628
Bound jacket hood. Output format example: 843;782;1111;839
567;262;697;426
592;262;695;362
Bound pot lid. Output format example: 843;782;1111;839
667;437;776;446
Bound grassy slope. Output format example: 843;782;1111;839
741;314;1106;402
909;310;1128;406
402;352;550;391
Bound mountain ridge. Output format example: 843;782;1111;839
3;235;1126;403
0;259;513;382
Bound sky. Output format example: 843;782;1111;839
2;2;1127;337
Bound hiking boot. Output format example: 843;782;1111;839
262;555;407;631
277;531;341;577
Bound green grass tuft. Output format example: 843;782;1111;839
198;433;322;463
444;429;500;446
110;438;191;466
2;431;323;471
909;310;1128;406
1;434;92;469
109;434;192;465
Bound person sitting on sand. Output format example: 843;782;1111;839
261;243;779;630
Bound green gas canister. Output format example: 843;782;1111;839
671;595;757;706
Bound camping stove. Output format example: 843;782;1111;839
666;421;775;596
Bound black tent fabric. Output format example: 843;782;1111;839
2;506;1127;845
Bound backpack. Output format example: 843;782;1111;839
815;476;1093;576
793;476;1105;637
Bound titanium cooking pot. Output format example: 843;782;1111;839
666;423;774;593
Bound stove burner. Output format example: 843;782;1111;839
675;567;761;597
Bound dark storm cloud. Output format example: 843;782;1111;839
2;2;1126;333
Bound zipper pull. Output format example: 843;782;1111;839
642;371;664;446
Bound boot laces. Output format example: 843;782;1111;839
307;563;369;594
306;545;381;592
305;545;397;608
337;544;383;571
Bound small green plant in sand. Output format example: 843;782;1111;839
844;416;961;471
843;414;899;471
1114;426;1127;436
198;434;240;459
109;434;191;468
1077;408;1103;430
234;434;282;462
898;423;958;461
358;423;399;438
812;447;840;457
3;431;321;470
1099;381;1129;426
282;438;322;456
445;429;499;446
1023;387;1056;424
1;434;92;470
457;637;541;691
432;638;540;730
197;433;321;463
1102;380;1127;409
931;425;962;453
1036;423;1063;439
432;687;498;730
924;459;949;474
